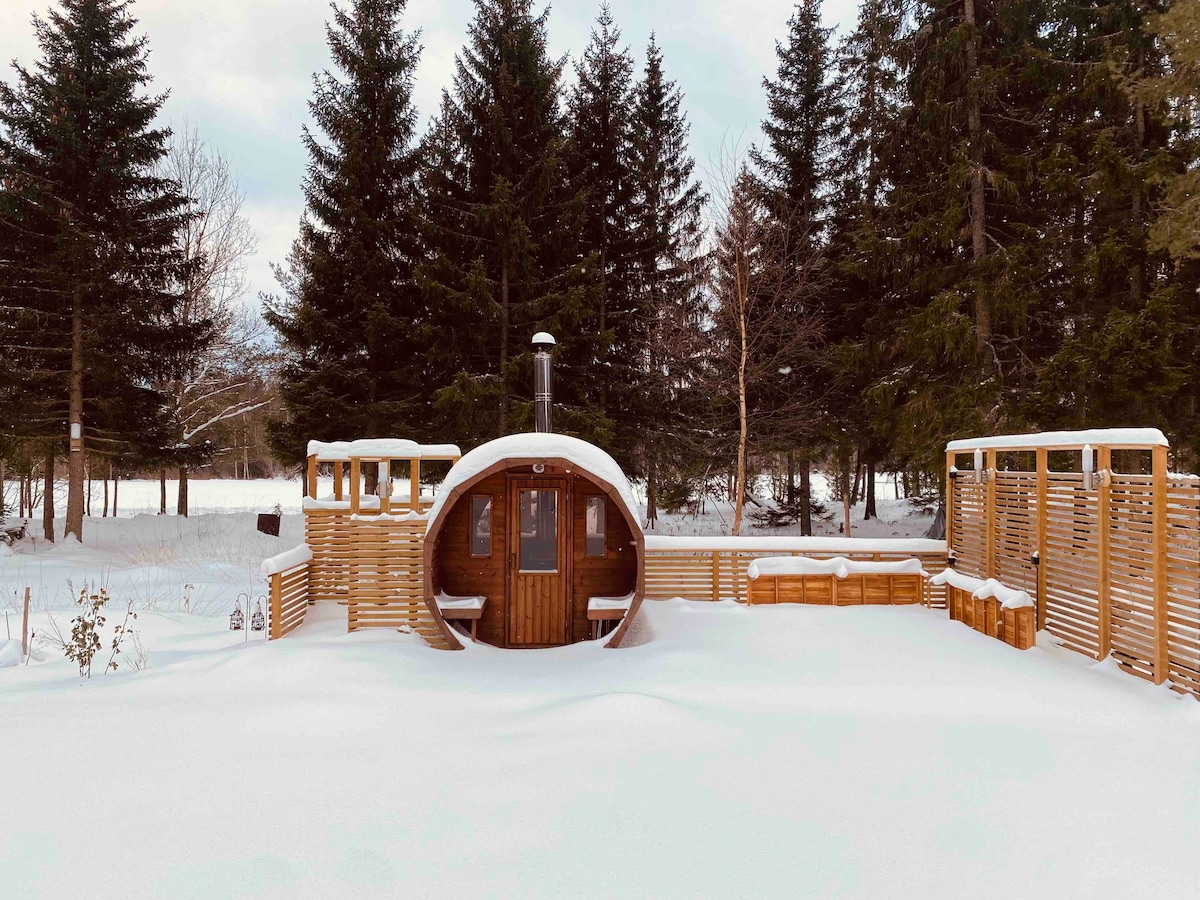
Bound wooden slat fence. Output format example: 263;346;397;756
268;559;310;640
643;539;948;607
949;439;1200;698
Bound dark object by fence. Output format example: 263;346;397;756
257;513;281;537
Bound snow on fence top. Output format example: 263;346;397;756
644;535;945;553
261;544;313;579
747;556;927;580
306;439;462;460
929;569;1034;609
426;432;640;533
945;427;1167;453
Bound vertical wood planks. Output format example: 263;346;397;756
349;457;361;515
1035;448;1048;633
1152;445;1169;684
306;455;318;498
985;449;997;578
1097;446;1112;659
410;458;421;513
333;461;344;500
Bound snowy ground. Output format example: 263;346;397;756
2;599;1197;898
3;480;1197;898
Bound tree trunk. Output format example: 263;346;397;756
43;449;55;542
102;462;109;517
840;450;853;538
65;293;85;541
733;270;750;537
499;259;509;434
112;470;118;517
786;450;796;506
864;459;877;520
851;452;863;505
799;457;812;536
645;438;658;528
177;465;189;517
86;460;92;518
159;468;167;515
963;0;993;377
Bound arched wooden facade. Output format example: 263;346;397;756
422;438;645;650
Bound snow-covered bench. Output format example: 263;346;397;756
434;592;487;642
587;593;633;640
1;521;28;547
746;556;929;606
929;570;1035;650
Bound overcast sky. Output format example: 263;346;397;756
0;0;860;312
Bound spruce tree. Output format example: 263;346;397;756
0;0;202;541
266;0;427;464
417;0;600;447
627;36;707;524
750;0;842;529
565;4;639;468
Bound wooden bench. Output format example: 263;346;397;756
587;595;632;640
433;593;486;642
746;556;929;606
1;522;27;547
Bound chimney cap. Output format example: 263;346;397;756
531;331;556;351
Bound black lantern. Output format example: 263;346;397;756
250;600;265;632
229;600;244;631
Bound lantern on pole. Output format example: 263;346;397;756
974;448;984;484
229;599;244;631
1082;443;1094;490
250;600;265;632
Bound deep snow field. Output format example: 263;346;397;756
2;479;1198;899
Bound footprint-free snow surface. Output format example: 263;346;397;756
3;599;1198;898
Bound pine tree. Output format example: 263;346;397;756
266;0;427;465
565;3;640;468
627;36;708;525
418;0;600;447
0;0;203;541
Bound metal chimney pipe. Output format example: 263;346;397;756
532;332;555;433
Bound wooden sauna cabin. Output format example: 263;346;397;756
423;432;646;649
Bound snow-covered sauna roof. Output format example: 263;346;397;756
946;428;1167;453
306;439;462;460
425;432;641;534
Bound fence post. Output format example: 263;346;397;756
985;449;997;578
268;572;282;641
1151;445;1169;684
1096;446;1112;660
333;460;344;500
21;587;30;659
410;457;421;512
711;550;719;602
1035;448;1048;633
349;457;361;515
945;451;955;559
306;455;318;499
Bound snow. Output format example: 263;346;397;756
426;432;641;533
260;544;313;579
0;638;20;667
588;592;635;611
946;427;1168;451
305;439;462;460
531;331;556;346
434;592;486;611
747;555;926;580
1;593;1197;898
647;535;944;553
930;569;1036;609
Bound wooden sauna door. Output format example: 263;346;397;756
507;476;569;647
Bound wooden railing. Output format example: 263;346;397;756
643;537;949;607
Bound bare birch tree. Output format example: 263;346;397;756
158;125;264;515
708;152;823;534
